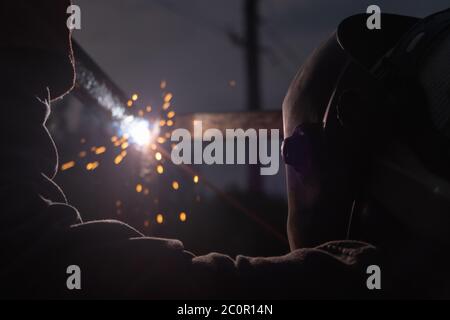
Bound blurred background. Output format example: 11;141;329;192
48;0;449;257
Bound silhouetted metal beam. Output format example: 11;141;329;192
176;111;283;135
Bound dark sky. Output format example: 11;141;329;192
71;0;449;195
73;0;449;114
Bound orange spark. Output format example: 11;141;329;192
164;93;173;103
95;146;106;155
61;161;75;171
86;162;99;171
167;111;175;119
114;155;124;165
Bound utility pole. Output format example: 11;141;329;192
244;0;262;194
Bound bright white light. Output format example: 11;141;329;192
121;117;159;147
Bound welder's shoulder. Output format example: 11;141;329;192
192;241;380;299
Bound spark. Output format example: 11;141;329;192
156;137;166;144
64;81;194;228
167;111;175;119
114;155;124;165
95;146;106;155
164;93;173;103
86;162;99;171
61;161;75;171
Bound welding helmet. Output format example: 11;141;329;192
282;9;450;250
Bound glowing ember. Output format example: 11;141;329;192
164;93;173;103
61;161;75;171
179;212;187;222
95;146;106;155
114;155;124;165
86;162;99;171
156;137;166;144
167;111;175;119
